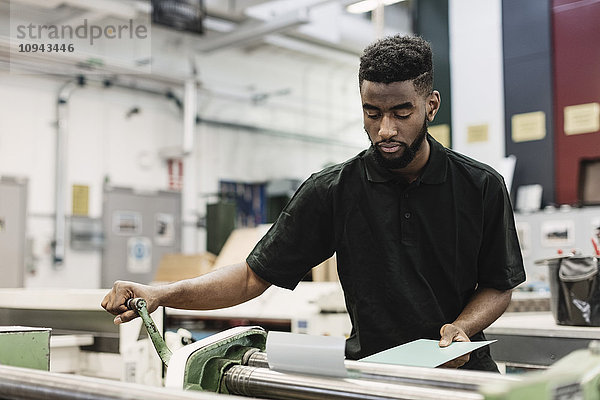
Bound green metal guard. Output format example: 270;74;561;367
126;297;267;392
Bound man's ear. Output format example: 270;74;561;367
427;90;441;122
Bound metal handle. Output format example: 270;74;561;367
127;297;172;367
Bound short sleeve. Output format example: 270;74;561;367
246;176;335;290
477;174;526;290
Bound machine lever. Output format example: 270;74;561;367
126;297;172;367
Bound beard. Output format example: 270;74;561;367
368;117;428;170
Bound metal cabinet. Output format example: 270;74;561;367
101;185;181;288
0;177;28;288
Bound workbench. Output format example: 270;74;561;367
3;288;597;375
0;289;121;378
484;312;600;368
165;282;352;338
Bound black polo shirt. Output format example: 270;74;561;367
247;135;525;367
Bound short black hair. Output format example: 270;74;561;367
359;34;433;96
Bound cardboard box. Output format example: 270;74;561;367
213;226;270;268
154;253;216;283
312;254;339;282
214;226;339;282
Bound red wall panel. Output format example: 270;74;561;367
553;0;600;204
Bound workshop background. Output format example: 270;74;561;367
2;0;598;289
1;0;600;397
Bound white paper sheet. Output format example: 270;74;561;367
266;331;347;377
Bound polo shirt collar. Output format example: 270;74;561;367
363;134;448;184
420;135;448;184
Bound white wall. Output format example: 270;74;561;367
0;73;183;288
449;0;507;172
0;44;366;289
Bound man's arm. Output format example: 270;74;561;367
101;262;271;324
438;287;512;368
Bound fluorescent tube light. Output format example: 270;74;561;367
346;0;406;14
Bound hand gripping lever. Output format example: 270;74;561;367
126;297;172;367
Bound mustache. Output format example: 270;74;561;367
375;140;407;146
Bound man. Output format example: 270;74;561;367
102;35;525;371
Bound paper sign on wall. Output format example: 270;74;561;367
467;124;489;143
127;237;152;273
155;213;174;246
541;220;575;247
564;102;600;136
72;185;89;216
113;211;142;235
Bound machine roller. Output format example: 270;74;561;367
124;298;513;400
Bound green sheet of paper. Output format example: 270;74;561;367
359;339;497;368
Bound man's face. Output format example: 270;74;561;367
367;116;428;169
360;80;439;170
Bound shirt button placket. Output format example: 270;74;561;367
400;190;412;244
402;191;411;219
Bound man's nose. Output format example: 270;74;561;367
378;115;397;140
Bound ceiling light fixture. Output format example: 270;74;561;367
346;0;407;14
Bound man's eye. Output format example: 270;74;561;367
395;114;410;119
366;113;380;119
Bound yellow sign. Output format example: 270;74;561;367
564;102;600;135
467;124;489;143
511;111;546;143
72;185;89;216
428;124;450;148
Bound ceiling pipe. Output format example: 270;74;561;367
53;77;81;266
196;9;310;53
183;78;198;156
181;69;200;253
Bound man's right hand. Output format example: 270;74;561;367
101;280;160;325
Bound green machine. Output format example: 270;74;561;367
0;326;50;371
481;341;600;400
129;298;600;400
127;298;267;394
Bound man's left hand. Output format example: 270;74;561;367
438;323;470;368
